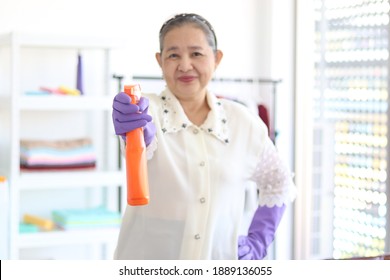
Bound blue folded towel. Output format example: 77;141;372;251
52;207;121;230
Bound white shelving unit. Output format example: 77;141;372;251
0;32;126;259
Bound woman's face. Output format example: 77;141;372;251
156;24;223;101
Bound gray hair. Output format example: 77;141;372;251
159;13;218;53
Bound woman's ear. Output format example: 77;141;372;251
214;50;223;69
155;52;162;68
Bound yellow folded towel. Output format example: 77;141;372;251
23;214;55;231
58;86;81;96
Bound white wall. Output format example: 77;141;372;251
0;0;297;259
269;0;296;259
0;0;272;79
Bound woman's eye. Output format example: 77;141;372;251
193;52;203;57
168;53;178;59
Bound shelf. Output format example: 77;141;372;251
0;32;125;49
17;227;119;248
1;31;124;259
0;96;11;109
0;33;11;46
19;170;125;190
18;95;114;111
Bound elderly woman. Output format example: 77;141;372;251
112;13;296;260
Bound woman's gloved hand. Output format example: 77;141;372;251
112;92;156;146
238;204;286;260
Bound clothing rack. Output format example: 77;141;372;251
132;75;282;142
132;75;282;95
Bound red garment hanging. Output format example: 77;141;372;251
258;104;270;137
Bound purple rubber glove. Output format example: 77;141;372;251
238;204;286;260
112;92;156;146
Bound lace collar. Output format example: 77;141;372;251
159;88;230;144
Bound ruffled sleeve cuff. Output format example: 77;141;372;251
146;137;158;160
119;136;158;161
252;138;297;207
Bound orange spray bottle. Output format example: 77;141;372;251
124;84;149;206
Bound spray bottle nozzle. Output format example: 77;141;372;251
124;84;141;104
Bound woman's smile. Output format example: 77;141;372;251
178;75;197;83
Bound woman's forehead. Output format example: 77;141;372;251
163;25;209;46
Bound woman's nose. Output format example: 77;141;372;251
178;57;193;72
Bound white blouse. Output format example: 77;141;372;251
114;88;296;260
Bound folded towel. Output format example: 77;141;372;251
20;149;96;166
20;162;96;171
20;138;96;170
19;223;39;233
23;214;55;231
52;207;121;230
21;138;93;150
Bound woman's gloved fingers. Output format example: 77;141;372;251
238;235;248;246
113;92;142;114
114;119;149;135
144;122;156;146
114;92;131;104
239;252;253;260
137;97;150;112
238;244;253;260
112;93;154;139
114;111;152;123
113;101;139;114
238;236;254;260
238;245;250;256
